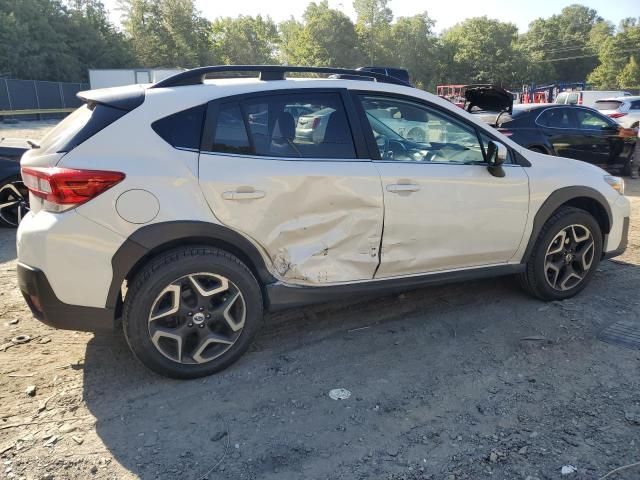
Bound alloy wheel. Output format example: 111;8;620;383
0;181;29;227
147;272;246;364
544;224;595;291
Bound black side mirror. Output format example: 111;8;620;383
486;140;508;177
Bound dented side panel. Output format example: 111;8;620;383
198;153;383;285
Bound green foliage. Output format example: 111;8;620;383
280;1;362;68
353;0;393;64
0;0;133;81
440;16;520;85
118;0;213;68
0;0;638;92
211;15;279;65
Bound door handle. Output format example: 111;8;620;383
386;184;420;193
222;189;266;200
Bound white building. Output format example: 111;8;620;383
88;69;184;89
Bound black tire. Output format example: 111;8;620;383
0;176;29;228
123;246;263;379
519;207;602;301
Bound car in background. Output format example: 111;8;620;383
0;138;30;227
594;96;640;129
555;90;631;108
464;84;513;125
493;104;638;177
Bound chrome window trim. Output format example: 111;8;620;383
199;150;370;163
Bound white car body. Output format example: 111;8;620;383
555;90;631;108
14;67;631;376
594;96;640;129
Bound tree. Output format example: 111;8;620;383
520;4;605;84
353;0;392;65
279;1;362;68
0;0;133;81
588;17;640;89
211;15;279;65
440;17;520;85
119;0;213;68
383;13;438;89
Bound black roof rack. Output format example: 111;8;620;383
150;65;412;89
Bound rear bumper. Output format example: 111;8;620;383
17;262;115;332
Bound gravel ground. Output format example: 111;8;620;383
0;120;59;141
0;125;639;479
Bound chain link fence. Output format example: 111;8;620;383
0;79;89;120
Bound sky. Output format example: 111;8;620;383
101;0;639;32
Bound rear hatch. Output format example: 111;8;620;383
594;99;626;120
21;85;145;168
464;85;513;114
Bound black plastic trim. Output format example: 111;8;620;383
151;65;412;88
266;264;525;310
522;186;613;262
18;263;115;332
77;84;145;111
603;216;629;260
108;221;277;310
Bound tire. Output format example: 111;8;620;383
519;207;602;301
0;176;29;228
123;246;263;379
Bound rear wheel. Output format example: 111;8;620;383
519;207;602;301
123;246;263;378
0;176;29;228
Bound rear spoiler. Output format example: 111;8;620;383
77;85;145;111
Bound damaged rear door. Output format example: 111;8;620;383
198;89;384;285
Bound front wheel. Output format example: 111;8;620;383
123;247;263;379
519;207;602;301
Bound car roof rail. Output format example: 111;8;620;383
150;65;412;89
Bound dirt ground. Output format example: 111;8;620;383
0;124;639;480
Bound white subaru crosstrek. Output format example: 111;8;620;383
17;66;630;378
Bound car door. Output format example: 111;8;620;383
573;107;625;168
198;89;384;285
535;107;583;159
355;93;529;277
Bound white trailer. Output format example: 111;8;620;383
88;69;184;89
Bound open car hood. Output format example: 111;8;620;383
465;85;513;113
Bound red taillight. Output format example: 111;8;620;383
608;112;627;119
311;117;320;129
497;128;513;137
21;167;125;207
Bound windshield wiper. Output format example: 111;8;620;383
27;140;40;149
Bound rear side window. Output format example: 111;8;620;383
152;105;205;150
630;100;640;110
38;104;126;154
595;101;623;111
205;92;356;159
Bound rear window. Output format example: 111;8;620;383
152;105;206;150
595;100;623;111
38;104;126;154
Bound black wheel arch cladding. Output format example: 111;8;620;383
523;186;613;262
108;221;276;311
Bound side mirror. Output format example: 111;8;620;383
486;140;508;177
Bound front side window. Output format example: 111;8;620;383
575;110;611;130
538;108;575;129
359;95;485;164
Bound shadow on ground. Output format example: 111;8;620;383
82;262;640;480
